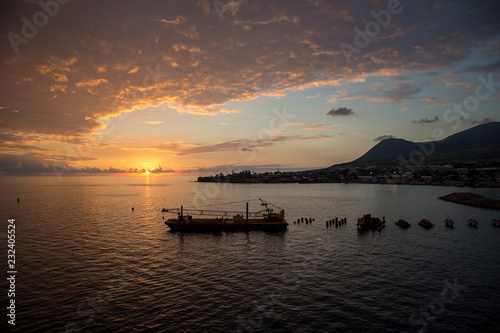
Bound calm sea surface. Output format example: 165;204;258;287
1;175;500;332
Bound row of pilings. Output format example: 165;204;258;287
293;217;347;228
326;217;346;228
293;217;315;224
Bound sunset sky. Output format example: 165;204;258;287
1;0;500;174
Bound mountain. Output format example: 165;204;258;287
350;138;419;164
332;121;500;168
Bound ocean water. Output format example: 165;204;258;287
1;175;500;332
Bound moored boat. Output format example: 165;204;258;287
444;219;454;228
418;219;434;228
395;219;411;228
492;219;500;227
357;214;386;231
467;219;479;228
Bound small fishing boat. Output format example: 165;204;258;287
418;219;434;228
395;219;411;228
467;219;479;228
491;219;500;227
444;219;454;228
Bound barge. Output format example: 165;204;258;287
162;198;288;232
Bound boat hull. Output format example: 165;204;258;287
165;218;288;232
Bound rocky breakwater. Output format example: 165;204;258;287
439;192;500;210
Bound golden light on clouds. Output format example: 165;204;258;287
0;1;499;174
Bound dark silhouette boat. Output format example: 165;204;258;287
444;219;454;228
357;214;386;231
418;219;434;228
162;198;288;232
467;219;479;228
395;219;411;228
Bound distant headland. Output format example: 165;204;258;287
198;122;500;188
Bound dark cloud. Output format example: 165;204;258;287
384;83;422;103
125;134;331;156
462;61;500;73
0;153;59;174
412;115;439;124
183;164;293;174
177;134;331;156
326;107;354;117
471;117;493;125
374;135;395;142
0;152;125;174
